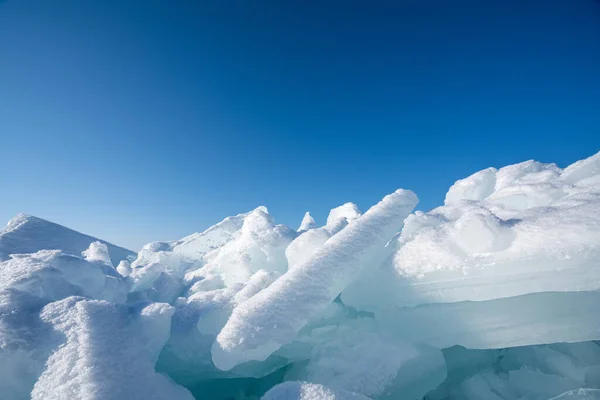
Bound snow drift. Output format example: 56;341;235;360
1;151;600;400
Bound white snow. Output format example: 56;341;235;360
0;214;135;264
31;297;194;400
2;151;600;400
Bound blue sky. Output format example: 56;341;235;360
1;0;599;250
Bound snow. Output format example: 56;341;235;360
0;214;135;264
2;151;600;399
31;297;194;400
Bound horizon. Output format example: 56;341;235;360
3;149;599;252
2;0;599;250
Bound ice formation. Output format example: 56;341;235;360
1;151;600;399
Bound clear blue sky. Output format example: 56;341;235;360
1;0;599;250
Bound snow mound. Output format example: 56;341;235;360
0;214;135;264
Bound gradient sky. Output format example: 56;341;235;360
1;0;599;250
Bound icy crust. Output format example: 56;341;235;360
212;189;418;371
31;297;194;400
0;214;135;264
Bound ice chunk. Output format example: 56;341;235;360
31;297;194;400
377;291;600;350
0;214;135;264
1;250;127;304
347;151;600;315
184;207;296;288
285;318;446;398
130;206;295;295
428;341;600;400
116;259;131;277
561;151;600;184
262;382;372;400
212;189;418;370
444;167;497;205
285;227;332;268
326;203;361;227
298;212;316;232
0;250;129;398
82;241;113;266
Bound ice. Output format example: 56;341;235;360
212;189;417;371
426;341;600;400
298;212;317;232
82;241;114;266
285;318;446;398
326;202;361;227
286;214;351;269
2;151;600;399
263;382;372;400
341;152;600;352
31;297;194;400
129;206;295;297
0;214;135;264
0;244;129;398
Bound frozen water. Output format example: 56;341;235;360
2;151;600;399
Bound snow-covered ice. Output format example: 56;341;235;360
0;214;135;264
1;151;600;399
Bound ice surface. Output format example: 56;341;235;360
212;189;417;370
2;151;600;399
0;214;135;264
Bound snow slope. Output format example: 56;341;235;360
0;214;136;264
